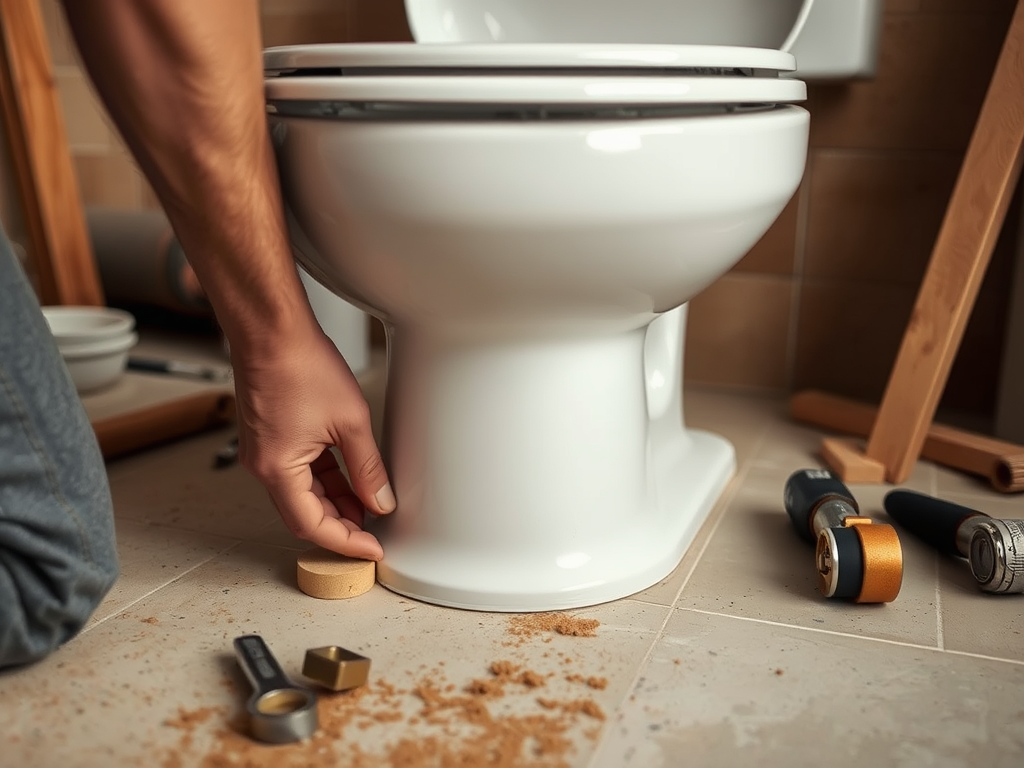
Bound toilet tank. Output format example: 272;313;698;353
404;0;883;80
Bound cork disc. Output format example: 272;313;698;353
296;548;376;599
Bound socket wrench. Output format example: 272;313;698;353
785;469;903;603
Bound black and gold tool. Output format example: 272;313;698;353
884;490;1024;594
784;469;904;603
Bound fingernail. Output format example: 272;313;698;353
374;482;397;513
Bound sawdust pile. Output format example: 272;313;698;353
504;613;601;647
157;614;605;768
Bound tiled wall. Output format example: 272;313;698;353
694;0;1020;420
2;0;1018;419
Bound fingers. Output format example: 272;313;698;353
310;450;365;527
268;468;384;560
336;409;396;516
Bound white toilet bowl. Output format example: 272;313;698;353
264;8;812;611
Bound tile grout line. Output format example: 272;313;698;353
667;462;750;607
82;539;244;633
678;606;1024;667
587;462;755;767
585;602;677;768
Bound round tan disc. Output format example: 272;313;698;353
296;548;376;599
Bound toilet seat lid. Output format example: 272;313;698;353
400;0;809;50
264;42;796;76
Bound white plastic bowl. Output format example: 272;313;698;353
41;306;136;346
58;332;138;393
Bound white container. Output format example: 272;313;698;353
58;332;138;393
41;306;136;346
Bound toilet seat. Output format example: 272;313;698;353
264;43;805;112
263;42;796;74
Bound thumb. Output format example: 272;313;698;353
338;416;396;515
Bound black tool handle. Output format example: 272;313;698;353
784;469;858;543
883;490;987;557
233;635;293;695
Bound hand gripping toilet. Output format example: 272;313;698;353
784;469;903;603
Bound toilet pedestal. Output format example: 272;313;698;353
372;307;735;611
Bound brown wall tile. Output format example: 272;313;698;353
349;0;413;42
734;188;801;276
685;274;794;390
803;149;960;285
793;278;916;403
807;3;1013;151
261;11;350;47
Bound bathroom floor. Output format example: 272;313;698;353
2;335;1023;768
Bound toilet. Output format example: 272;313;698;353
264;0;880;611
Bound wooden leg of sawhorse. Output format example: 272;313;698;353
807;0;1024;485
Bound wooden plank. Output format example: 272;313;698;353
792;389;1024;492
821;437;886;483
92;391;235;460
0;0;103;306
861;0;1024;483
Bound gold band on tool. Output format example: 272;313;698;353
849;522;904;603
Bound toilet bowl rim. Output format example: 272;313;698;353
263;42;796;77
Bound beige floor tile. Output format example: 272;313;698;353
12;360;1024;766
683;387;782;467
107;429;279;539
0;542;669;768
678;467;942;646
749;414;939;493
592;609;1024;768
87;519;238;627
628;476;739;608
892;487;1024;663
940;552;1024;663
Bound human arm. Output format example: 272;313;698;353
59;0;395;559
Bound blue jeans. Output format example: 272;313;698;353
0;232;118;669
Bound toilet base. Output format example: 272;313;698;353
373;428;735;612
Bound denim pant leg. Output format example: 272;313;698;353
0;234;118;669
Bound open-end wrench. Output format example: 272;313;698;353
233;635;318;743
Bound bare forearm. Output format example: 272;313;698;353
60;0;314;355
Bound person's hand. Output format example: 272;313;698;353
230;326;395;560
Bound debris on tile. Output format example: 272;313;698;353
504;613;601;646
155;656;609;767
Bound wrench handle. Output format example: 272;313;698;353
233;635;294;696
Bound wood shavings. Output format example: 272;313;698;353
156;655;607;768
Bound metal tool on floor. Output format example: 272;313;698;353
884;490;1024;594
302;645;371;692
784;469;903;603
233;635;318;744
